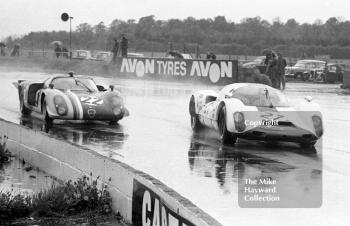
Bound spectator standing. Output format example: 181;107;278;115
54;44;62;58
11;44;20;57
121;34;128;57
264;53;278;88
206;51;216;60
112;38;119;63
61;47;69;58
0;44;6;56
277;53;287;90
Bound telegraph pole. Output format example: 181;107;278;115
61;12;73;59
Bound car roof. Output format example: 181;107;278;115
223;83;271;91
297;59;326;63
50;75;93;80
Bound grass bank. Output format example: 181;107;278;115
0;174;125;225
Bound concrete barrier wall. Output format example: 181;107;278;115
0;118;222;226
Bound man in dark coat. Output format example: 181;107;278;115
276;53;287;90
112;38;119;63
54;45;62;58
264;53;278;88
120;34;128;57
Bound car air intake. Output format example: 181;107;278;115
277;121;294;127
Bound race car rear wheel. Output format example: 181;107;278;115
218;106;237;145
42;99;53;124
190;115;202;131
189;98;202;131
20;97;32;115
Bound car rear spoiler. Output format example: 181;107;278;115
12;80;26;89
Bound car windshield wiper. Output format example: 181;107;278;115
75;79;93;93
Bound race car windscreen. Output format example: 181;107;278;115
51;77;98;92
230;86;290;107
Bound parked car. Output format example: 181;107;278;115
189;83;323;147
127;52;145;58
285;60;326;80
166;50;192;59
72;50;94;60
242;56;266;74
13;73;129;124
94;51;112;62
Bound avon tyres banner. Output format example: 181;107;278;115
132;179;195;226
115;57;238;85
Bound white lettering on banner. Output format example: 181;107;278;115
142;191;151;226
209;63;220;83
153;199;160;226
167;61;174;75
141;189;194;226
162;207;168;226
121;58;234;83
174;61;180;75
120;58;130;72
129;59;138;72
146;60;155;74
180;62;186;76
136;61;145;77
199;61;211;77
190;61;200;76
221;61;232;78
190;61;222;83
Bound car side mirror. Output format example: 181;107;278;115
109;85;115;91
304;96;313;102
49;84;54;89
96;85;106;92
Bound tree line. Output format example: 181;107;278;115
4;16;350;58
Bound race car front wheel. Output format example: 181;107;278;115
218;106;237;145
42;99;53;124
300;141;316;149
20;97;32;115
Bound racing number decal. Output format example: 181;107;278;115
80;96;103;106
260;112;284;121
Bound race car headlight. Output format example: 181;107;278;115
312;115;323;137
234;112;246;132
57;106;66;115
54;95;67;115
113;107;122;116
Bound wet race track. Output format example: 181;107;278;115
0;70;350;225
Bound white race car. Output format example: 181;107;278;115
189;83;323;147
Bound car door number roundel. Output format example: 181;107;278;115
80;96;103;106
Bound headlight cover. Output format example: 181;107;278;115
54;95;68;115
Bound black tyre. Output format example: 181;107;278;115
218;106;237;145
19;97;32;115
190;114;202;131
42;99;53;123
294;73;301;79
189;97;202;131
300;141;316;149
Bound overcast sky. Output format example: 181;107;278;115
0;0;349;39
